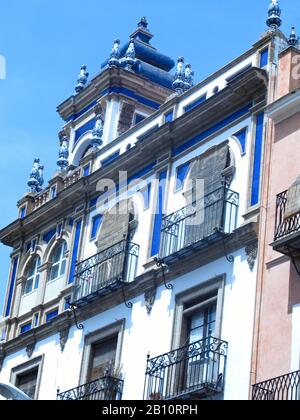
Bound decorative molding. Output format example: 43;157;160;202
59;326;70;352
144;287;157;315
26;341;36;358
245;242;258;271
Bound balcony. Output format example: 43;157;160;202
57;375;124;401
73;240;139;305
252;370;300;400
144;336;228;400
272;190;300;272
160;186;239;262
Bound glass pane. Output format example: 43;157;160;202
51;245;62;263
189;326;204;343
25;278;33;295
50;264;59;281
59;259;66;277
34;274;40;290
16;368;38;399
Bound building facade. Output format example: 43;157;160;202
0;2;298;401
251;35;300;400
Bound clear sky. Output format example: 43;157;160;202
0;0;299;314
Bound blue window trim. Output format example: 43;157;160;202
65;100;98;123
83;164;90;177
50;185;57;199
164;110;174;123
184;94;207;113
151;171;167;257
20;206;27;220
175;162;191;192
64;296;71;311
173;103;252;157
20;322;32;334
259;48;269;68
46;309;59;323
34;314;39;327
5;256;19;317
68;219;82;284
251;113;265;206
91;214;103;240
139;184;152;210
234;127;248;155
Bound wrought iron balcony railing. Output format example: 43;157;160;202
252;370;300;400
274;190;300;241
57;375;124;401
160;186;239;260
73;240;139;305
144;336;228;400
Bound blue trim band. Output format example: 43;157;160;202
68;220;82;284
5;256;19;317
151;171;167;257
251;113;264;206
65;100;98;123
184;94;207;113
101;150;120;168
100;87;160;110
260;48;269;68
176;162;191;191
173;103;252;157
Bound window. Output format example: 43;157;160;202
49;242;67;282
88;336;118;382
83;164;90;177
20;322;32;334
46;309;59;323
164;110;174;123
19;206;26;219
259;48;269;68
91;214;103;240
23;257;41;295
50;186;57;199
11;356;43;400
187;303;217;344
175;162;190;192
15;368;39;399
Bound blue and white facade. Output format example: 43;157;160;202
0;11;292;401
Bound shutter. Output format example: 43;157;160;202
88;336;118;382
184;142;231;246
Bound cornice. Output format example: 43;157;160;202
266;87;300;123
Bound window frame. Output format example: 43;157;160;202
49;241;68;283
23;257;41;296
10;356;44;400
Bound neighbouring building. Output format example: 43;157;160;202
0;2;298;401
251;29;300;400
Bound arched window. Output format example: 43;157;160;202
49;242;67;282
24;257;41;295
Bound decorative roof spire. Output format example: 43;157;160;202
266;0;282;31
138;17;149;32
173;57;185;94
27;158;44;193
57;135;69;172
120;39;137;71
288;26;299;47
75;65;89;93
91;115;103;148
184;63;194;91
108;39;121;67
173;57;195;94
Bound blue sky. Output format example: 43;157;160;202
0;0;299;314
